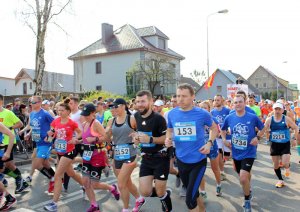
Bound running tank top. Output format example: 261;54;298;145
112;115;136;160
82;120;106;166
269;115;290;143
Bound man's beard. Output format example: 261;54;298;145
139;106;150;115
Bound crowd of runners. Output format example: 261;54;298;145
0;83;299;212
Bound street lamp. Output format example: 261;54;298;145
206;9;229;78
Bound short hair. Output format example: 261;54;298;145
32;96;42;102
177;83;195;96
200;100;211;111
236;90;247;99
234;94;246;101
70;96;79;103
136;90;152;99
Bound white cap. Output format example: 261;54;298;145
42;100;50;105
276;99;284;104
273;102;284;109
154;100;164;107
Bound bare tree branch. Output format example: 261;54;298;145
49;0;72;21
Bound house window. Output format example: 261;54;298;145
96;62;102;74
96;85;102;91
217;86;222;93
255;83;258;88
263;82;267;88
23;82;27;94
30;82;32;89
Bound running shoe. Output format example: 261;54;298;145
200;191;207;200
2;178;8;187
110;184;120;200
103;166;110;178
15;179;29;194
175;175;181;188
44;201;58;211
216;185;222;196
0;196;17;211
243;200;251;212
284;168;290;177
179;185;186;197
132;198;146;212
276;180;284;188
220;172;227;181
25;176;32;186
86;204;100;212
48;180;55;193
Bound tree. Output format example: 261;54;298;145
20;0;72;95
189;70;207;85
127;53;177;95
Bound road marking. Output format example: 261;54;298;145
32;173;138;211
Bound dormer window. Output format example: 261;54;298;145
158;38;166;50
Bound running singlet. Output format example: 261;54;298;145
269;115;290;143
51;117;78;154
30;109;54;146
168;107;213;163
211;107;231;140
221;112;264;160
0;109;20;145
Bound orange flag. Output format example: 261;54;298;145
204;71;216;89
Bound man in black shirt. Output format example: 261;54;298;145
133;90;172;212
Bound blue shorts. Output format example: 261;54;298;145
207;141;218;160
36;145;52;159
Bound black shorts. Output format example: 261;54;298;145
233;158;255;174
58;149;77;160
114;156;136;170
177;158;207;210
0;145;15;169
82;163;104;181
270;142;291;156
75;144;84;157
139;156;170;180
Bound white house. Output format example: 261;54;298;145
0;68;74;97
69;23;185;95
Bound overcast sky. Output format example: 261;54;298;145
1;0;299;89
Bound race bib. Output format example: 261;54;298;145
114;144;130;160
174;122;197;142
82;150;93;161
232;134;248;150
270;130;289;143
55;139;67;153
139;131;156;148
32;128;41;142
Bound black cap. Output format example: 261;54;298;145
80;103;96;116
109;98;126;107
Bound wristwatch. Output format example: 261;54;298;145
149;136;154;144
207;139;213;145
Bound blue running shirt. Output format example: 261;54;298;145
211;107;231;140
221;112;264;160
168;107;213;163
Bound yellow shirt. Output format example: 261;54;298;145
0;108;20;145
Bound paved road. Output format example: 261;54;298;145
5;142;300;212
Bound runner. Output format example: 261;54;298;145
263;102;298;188
211;94;231;181
165;83;218;212
106;98;144;212
80;103;120;212
199;100;222;198
44;100;83;211
0;123;17;210
132;90;172;212
220;94;264;212
0;94;29;193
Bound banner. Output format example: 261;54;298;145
227;84;248;99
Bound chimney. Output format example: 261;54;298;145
102;23;113;44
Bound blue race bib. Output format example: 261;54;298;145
32;128;41;142
114;144;130;160
174;122;197;142
232;134;248;150
55;139;67;153
139;131;156;148
82;150;93;161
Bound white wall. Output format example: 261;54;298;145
0;78;15;96
74;51;141;94
15;78;34;95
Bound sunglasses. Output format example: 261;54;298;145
31;101;40;105
109;104;122;109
